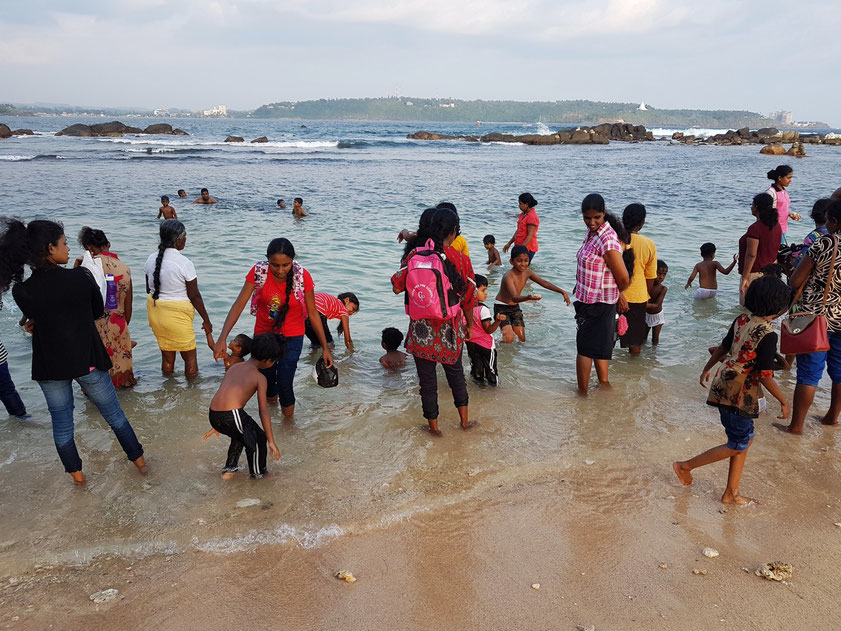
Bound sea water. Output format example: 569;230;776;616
0;117;839;573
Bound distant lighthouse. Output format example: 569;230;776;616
638;101;648;111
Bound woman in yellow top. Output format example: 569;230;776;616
617;204;657;355
397;202;470;257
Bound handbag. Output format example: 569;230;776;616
780;236;837;355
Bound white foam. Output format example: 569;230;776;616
192;523;344;554
649;127;730;139
535;122;553;135
96;137;340;150
0;155;35;161
0;452;17;468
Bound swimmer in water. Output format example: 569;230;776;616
158;196;177;220
194;188;217;204
292;197;307;217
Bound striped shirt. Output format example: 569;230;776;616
575;222;622;304
0;340;7;366
314;293;348;320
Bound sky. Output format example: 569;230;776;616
2;0;840;123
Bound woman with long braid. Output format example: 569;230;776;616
213;238;333;417
0;218;145;484
144;220;212;378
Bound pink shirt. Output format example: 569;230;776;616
767;186;791;234
575;222;622;304
313;293;348;320
470;304;494;350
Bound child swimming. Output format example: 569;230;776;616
673;276;791;505
467;275;506;385
379;327;407;369
206;333;282;479
494;245;570;343
484;235;502;269
157;196;177;220
646;260;668;345
685;243;736;299
224;333;252;371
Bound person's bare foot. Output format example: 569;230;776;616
221;471;236;480
422;419;442;437
772;422;802;435
721;492;758;506
819;413;839;426
672;461;692;486
133;456;149;475
598;381;612;391
69;471;86;485
460;421;479;430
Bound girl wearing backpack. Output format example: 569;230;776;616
391;207;477;435
213;238;333;418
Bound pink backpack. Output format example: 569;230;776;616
404;239;462;321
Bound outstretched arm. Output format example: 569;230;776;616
718;255;737;275
213;281;254;360
685;264;698;289
340;315;353;349
257;375;280;460
530;271;571;305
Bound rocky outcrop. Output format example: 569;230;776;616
409;123;653;146
760;143;786;155
786;142;807;158
172;128;188;135
11;129;34;135
0;124;11;139
224;135;244;143
56;121;189;137
251;136;269;143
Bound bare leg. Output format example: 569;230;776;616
629;346;641;356
423;417;442;436
722;439;756;504
784;354;795;370
674;443;755;504
576;354;592;395
651;324;663;345
181;349;198;380
133;455;148;475
457;405;476;429
160;350;176;375
513;326;526;342
594;359;610;388
778;383;815;434
500;325;515;343
69;471;86;485
819;382;841;425
281;404;295;418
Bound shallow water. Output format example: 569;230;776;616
1;117;840;574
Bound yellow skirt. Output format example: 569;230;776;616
146;295;196;352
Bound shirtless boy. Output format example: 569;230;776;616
379;327;407;369
494;245;570;342
157;196;177;220
484;234;502;269
206;333;281;478
685;243;736;299
194;188;217;204
292;197;307;217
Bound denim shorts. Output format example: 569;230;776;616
796;331;841;387
719;408;754;451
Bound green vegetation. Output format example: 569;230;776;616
250;97;777;127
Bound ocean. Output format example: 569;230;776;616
1;116;840;575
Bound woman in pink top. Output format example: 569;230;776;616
573;194;632;395
503;193;540;262
765;165;800;243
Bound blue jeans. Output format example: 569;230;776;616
259;335;304;408
38;369;144;473
0;362;26;417
796;331;841;386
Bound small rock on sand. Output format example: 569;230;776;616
584;460;595;465
235;498;261;508
702;547;719;558
754;562;793;582
531;583;540;590
834;522;841;528
692;569;707;576
90;589;119;603
658;563;668;569
576;625;595;631
335;571;357;583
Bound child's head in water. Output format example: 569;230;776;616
483;235;496;249
510;245;530;270
655;260;668;284
381;327;404;352
229;334;253;358
700;243;716;260
249;333;281;368
474;274;489;302
744;276;791;317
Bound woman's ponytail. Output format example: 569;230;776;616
604;212;635;279
153;219;186;301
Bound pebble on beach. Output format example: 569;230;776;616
531;583;540;590
576;625;595;631
754;562;793;582
702;547;719;558
335;571;357;583
235;498;261;508
692;569;707;576
89;589;119;603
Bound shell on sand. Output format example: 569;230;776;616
336;571;357;583
754;562;793;582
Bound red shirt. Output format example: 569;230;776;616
515;209;539;252
738;221;782;274
247;266;314;336
314;293;348;320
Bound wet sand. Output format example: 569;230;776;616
3;425;840;631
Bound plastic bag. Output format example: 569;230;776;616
312;357;338;388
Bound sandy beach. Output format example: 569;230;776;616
3;411;840;631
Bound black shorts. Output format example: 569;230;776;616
619;302;648;348
574;301;617;360
493;303;524;328
466;341;499;386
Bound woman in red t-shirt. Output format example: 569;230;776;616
738;193;783;304
503;192;540;263
213;239;333;417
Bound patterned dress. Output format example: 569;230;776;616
95;252;136;387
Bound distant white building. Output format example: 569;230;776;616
439;103;455;108
202;105;228;117
638;101;648;111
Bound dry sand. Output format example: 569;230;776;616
2;449;840;631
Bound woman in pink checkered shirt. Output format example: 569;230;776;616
574;194;632;395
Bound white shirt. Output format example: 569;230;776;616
145;248;197;301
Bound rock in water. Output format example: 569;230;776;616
224;136;244;143
251;136;269;143
754;562;793;582
143;123;174;134
786;142;806;158
0;124;11;138
235;498;261;508
90;589;119;603
760;143;786;155
702;547;719;558
11;129;34;136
